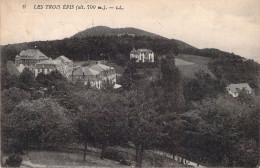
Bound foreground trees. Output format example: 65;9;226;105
160;56;185;113
74;88;163;167
183;70;225;102
183;95;259;167
126;90;163;167
4;98;74;151
74;90;129;160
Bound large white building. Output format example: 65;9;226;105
226;83;252;97
130;48;154;63
15;49;49;71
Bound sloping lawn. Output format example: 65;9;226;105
177;64;215;78
27;150;128;167
176;54;212;65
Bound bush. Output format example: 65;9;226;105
5;154;22;167
101;148;131;166
3;139;23;154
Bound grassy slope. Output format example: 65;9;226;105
175;54;214;78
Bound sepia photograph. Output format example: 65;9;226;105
0;0;260;167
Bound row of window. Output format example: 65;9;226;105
36;68;55;73
16;59;46;63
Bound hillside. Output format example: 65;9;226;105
1;26;246;65
71;26;166;39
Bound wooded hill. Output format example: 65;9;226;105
1;26;242;63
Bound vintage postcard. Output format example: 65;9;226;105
1;0;260;167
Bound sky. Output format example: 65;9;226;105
1;0;260;62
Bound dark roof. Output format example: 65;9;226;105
130;48;137;53
56;55;72;63
130;48;153;54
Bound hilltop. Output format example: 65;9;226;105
71;26;166;39
71;26;194;51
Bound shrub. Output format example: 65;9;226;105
101;148;131;166
5;154;22;167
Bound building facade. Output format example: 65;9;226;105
34;59;61;77
15;49;49;71
90;63;116;84
68;67;102;89
34;56;73;78
55;56;73;78
130;48;154;63
68;63;116;89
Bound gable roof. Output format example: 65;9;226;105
17;49;49;60
72;67;100;76
130;48;137;53
137;49;153;52
56;55;72;62
90;63;114;72
97;64;114;70
130;48;153;54
89;64;104;72
227;83;252;93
